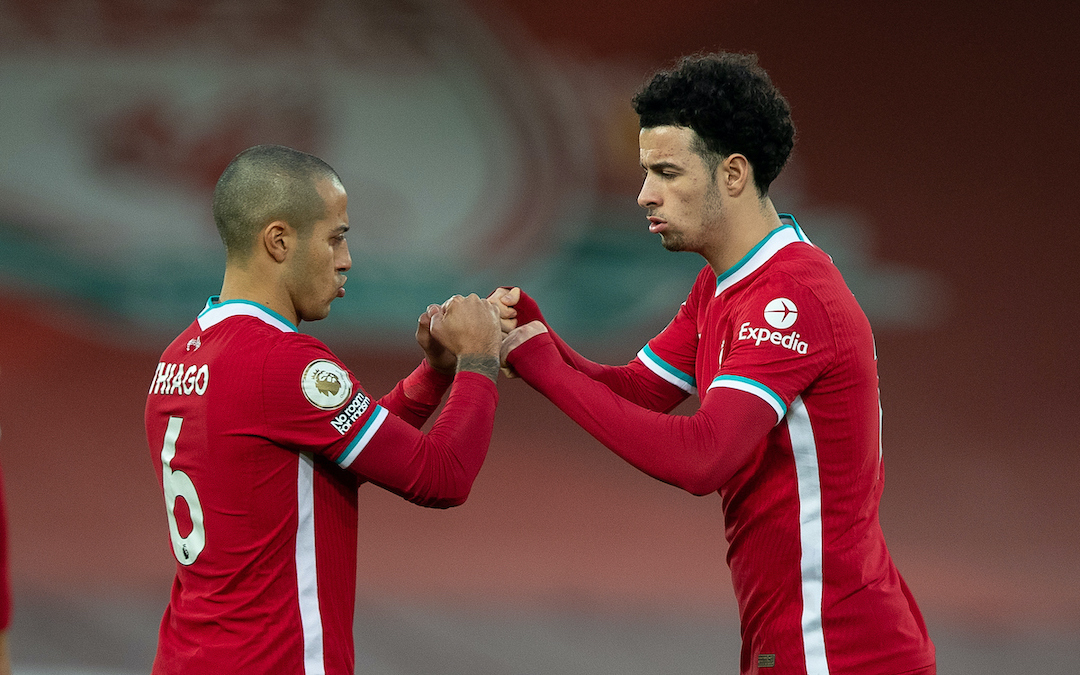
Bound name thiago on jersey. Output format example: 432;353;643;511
149;362;210;396
737;322;809;354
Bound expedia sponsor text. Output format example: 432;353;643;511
737;322;809;354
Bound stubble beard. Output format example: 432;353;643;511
660;230;685;252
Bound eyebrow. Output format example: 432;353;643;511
641;160;682;173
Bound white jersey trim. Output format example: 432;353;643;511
715;216;811;298
197;297;297;333
637;345;698;395
336;405;389;469
708;375;786;425
786;396;830;675
295;452;325;674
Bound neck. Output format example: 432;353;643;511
706;197;783;276
219;263;299;326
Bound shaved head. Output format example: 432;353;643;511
213;145;342;261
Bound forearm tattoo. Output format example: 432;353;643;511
456;353;499;383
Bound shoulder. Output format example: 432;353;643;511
684;265;718;309
733;246;851;346
747;243;872;346
200;317;347;385
753;243;854;306
263;334;358;405
263;331;344;375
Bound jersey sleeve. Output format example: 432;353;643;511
505;331;778;495
634;265;714;399
513;289;687;413
261;337;497;507
377;359;454;429
709;271;836;423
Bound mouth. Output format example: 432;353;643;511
647;216;668;234
336;277;347;298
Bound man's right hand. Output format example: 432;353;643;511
429;294;502;381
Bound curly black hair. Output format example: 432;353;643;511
632;52;795;195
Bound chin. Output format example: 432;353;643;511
300;306;332;323
661;236;685;252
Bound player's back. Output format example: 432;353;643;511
145;309;358;673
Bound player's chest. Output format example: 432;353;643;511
693;299;738;387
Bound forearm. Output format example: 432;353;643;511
404;371;498;507
512;290;683;411
358;371;498;508
508;333;774;495
546;327;686;412
378;359;454;428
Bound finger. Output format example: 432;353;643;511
499;320;548;362
428;309;445;336
486;287;520;310
486;286;514;303
441;294;463;311
501;287;521;306
499;365;519;379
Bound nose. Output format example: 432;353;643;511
338;240;352;272
637;174;660;209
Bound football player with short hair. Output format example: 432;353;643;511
146;145;504;674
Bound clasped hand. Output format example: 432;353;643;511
416;287;545;378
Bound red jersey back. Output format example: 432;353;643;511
146;299;385;674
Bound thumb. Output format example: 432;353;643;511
502;286;521;305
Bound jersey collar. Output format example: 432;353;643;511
197;296;298;333
714;213;810;297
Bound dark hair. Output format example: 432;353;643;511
632;52;794;195
212;145;342;260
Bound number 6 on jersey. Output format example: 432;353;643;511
160;416;206;565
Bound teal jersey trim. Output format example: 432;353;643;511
709;374;787;422
199;296;298;333
336;405;388;468
639;344;697;393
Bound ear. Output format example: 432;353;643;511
261;221;293;263
721;154;752;197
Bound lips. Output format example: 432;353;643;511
648;216;668;234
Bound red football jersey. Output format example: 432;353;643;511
145;298;497;674
644;218;934;673
505;216;935;674
0;460;10;632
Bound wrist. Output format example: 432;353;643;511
505;329;554;374
456;353;499;383
427;356;457;378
